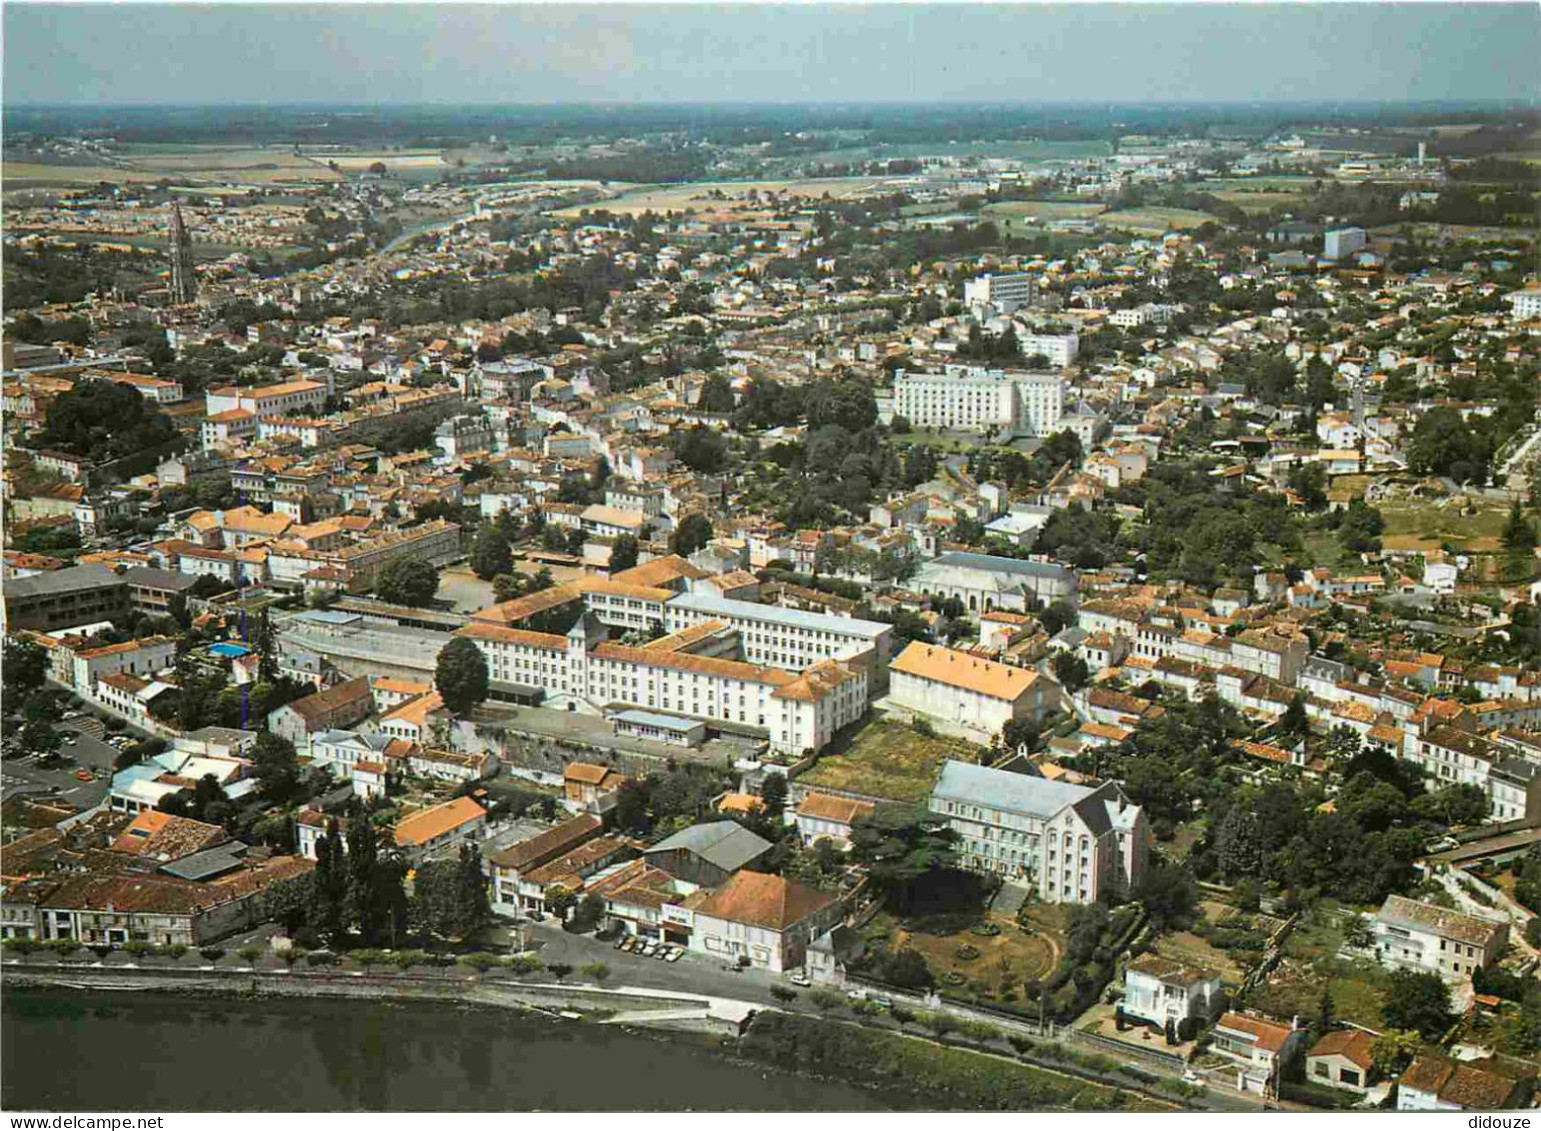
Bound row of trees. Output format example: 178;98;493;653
279;811;490;947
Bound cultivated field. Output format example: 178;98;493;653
1097;206;1219;234
323;151;448;171
1206;190;1307;214
549;176;895;219
2;163;153;186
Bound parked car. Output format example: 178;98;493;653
788;971;812;987
665;948;682;963
74;769;93;782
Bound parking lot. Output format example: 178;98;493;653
1;695;151;809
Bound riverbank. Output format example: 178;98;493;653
739;1011;1176;1113
2;960;746;1033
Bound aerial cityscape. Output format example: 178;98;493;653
1;0;1539;1117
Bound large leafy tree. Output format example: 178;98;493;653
252;731;301;804
1406;405;1491;484
1136;857;1198;931
309;820;347;946
343;807;388;945
469;524;513;580
698;374;736;414
435;637;489;716
376;557;439;607
35;377;178;461
670;513;713;556
2;638;47;699
608;534;639;573
1381;969;1454;1038
1214;803;1264;879
849;803;958;912
411;844;490;940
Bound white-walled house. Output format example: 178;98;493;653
1210;1012;1304;1097
1371;895;1507;981
1121;954;1224;1030
1397;1053;1533;1111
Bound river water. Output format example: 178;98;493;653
1;989;885;1112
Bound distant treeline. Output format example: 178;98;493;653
7;101;1536;150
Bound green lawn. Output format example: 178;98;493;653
888;431;990;453
798;719;980;803
982;200;1108;221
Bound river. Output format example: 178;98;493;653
1;989;885;1112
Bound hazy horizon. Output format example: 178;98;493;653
5;3;1538;108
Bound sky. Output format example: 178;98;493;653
3;2;1538;107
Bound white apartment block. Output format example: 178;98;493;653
963;272;1035;313
929;760;1147;905
1372;895;1507;981
1505;288;1541;322
893;365;1065;437
1109;306;1152;329
1018;332;1079;369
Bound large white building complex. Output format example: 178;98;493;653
455;614;868;757
1371;895;1508;981
929;760;1148;904
893;365;1065;437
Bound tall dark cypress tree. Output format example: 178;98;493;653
454;844;491;940
344;807;383;945
309;819;346;945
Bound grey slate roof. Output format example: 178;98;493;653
928;551;1069;581
644;820;772;871
4;563;123;598
668;591;889;638
157;841;249;881
122;566;199;592
932;759;1094;819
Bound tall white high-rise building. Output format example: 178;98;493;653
963;272;1035;314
